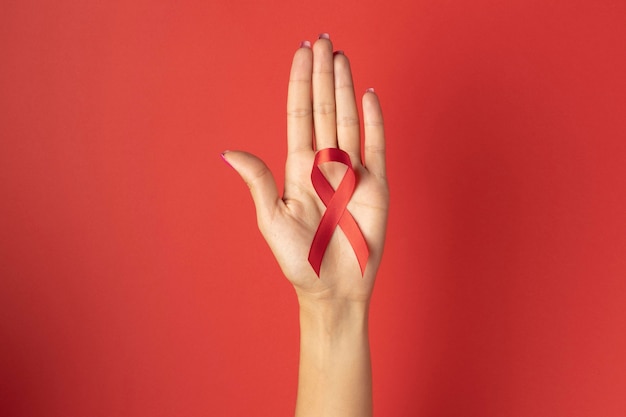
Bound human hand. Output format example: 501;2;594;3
223;34;388;306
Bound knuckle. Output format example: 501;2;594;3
365;120;384;127
246;165;271;189
287;107;312;118
313;102;336;115
289;78;310;85
337;115;360;127
312;67;334;75
334;82;354;91
365;144;386;155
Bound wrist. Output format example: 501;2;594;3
296;295;373;417
298;297;369;344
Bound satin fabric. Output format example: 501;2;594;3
308;148;369;277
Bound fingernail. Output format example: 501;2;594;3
366;87;375;93
318;33;330;40
333;50;344;56
220;151;233;168
299;40;311;49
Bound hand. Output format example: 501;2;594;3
223;35;388;305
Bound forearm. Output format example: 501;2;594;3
295;298;373;417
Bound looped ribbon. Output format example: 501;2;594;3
308;148;369;277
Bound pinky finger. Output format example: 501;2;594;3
363;89;386;180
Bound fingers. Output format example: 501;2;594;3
285;36;380;177
334;52;361;164
287;43;313;155
221;151;281;222
363;90;386;180
312;34;337;150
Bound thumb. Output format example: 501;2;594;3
221;150;281;220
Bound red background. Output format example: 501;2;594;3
1;1;625;416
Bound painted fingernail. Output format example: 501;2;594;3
366;87;375;93
220;151;233;168
318;33;330;40
300;40;311;49
333;50;344;56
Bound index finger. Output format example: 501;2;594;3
287;42;314;155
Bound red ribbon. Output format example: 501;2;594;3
308;148;369;277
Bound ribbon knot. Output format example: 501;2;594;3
308;148;369;277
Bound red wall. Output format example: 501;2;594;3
1;1;625;416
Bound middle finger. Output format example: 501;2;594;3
312;34;337;150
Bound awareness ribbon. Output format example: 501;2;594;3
308;148;369;277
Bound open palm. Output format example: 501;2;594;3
223;36;388;303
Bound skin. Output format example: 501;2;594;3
223;34;388;417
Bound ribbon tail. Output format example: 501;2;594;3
308;192;348;276
338;213;369;275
